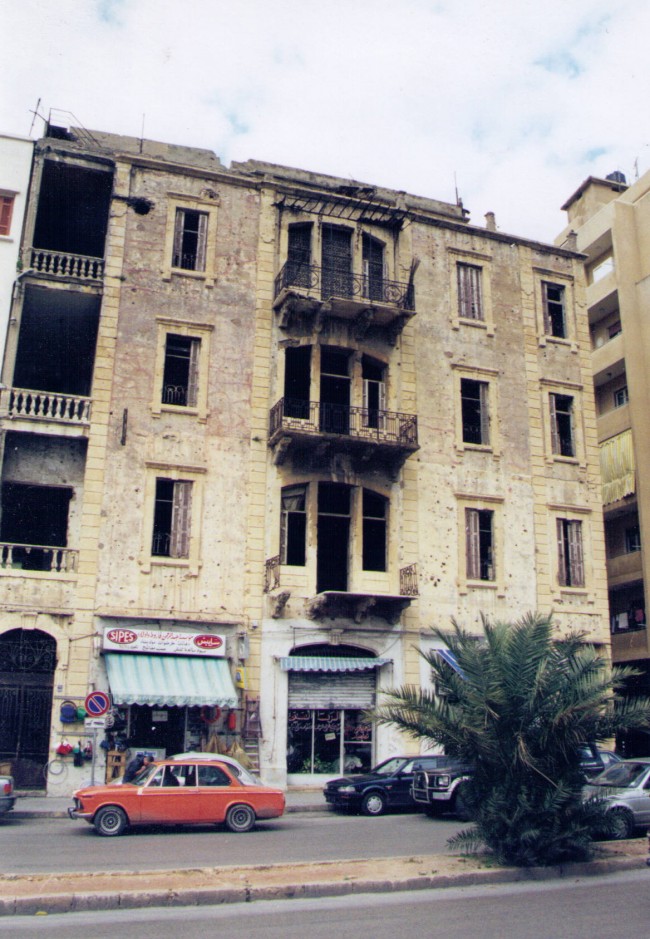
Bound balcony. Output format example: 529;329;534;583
273;262;415;339
28;248;104;283
0;542;77;573
0;387;91;437
269;398;418;470
305;566;418;625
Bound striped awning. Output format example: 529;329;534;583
435;649;466;678
105;653;238;707
600;430;636;505
279;656;390;672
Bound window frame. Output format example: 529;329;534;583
556;518;585;588
280;484;307;567
465;507;495;582
534;269;575;349
151;318;213;422
613;386;629;409
550;392;575;458
0;193;15;237
449;249;494;334
456;493;504;595
541;281;567;339
141;462;206;574
162;193;219;285
453;364;499;455
542;380;584;465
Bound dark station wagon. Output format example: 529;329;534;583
324;755;449;816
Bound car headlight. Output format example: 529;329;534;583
338;785;357;794
434;775;451;788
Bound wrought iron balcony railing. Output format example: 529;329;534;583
29;248;104;281
0;542;78;573
274;261;415;311
3;387;91;424
270;398;418;447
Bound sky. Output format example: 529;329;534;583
2;0;649;243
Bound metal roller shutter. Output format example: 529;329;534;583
288;671;376;709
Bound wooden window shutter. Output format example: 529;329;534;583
0;196;14;236
541;282;551;333
457;265;469;318
568;521;584;587
557;519;567;586
170;481;192;558
466;508;480;580
549;394;560;454
186;339;200;406
196;213;208;271
172;209;185;267
479;382;489;445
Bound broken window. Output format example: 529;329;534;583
461;378;489;445
457;263;483;320
362;358;386;430
362;490;387;572
320;347;351;435
151;479;192;558
542;282;566;338
550;393;575;457
321;225;353;299
280;485;307;566
557;519;584;587
161;335;200;407
286;223;312;288
33;161;113;258
362;234;384;301
0;193;15;236
466;508;494;581
172;209;208;271
317;483;350;592
0;482;72;571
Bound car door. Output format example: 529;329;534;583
388;760;415;806
195;763;237;822
633;768;650;824
139;764;202;824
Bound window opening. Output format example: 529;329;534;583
284;345;311;420
0;194;15;236
550;393;575;457
466;508;494;581
172;209;208;271
151;479;192;558
362;489;387;572
625;526;641;553
287;708;372;774
614;386;629;408
457;263;483;320
281;485;307;566
321;225;352;299
608;320;622;339
542;282;566;338
362;233;384;301
33;162;113;258
162;335;200;407
320;347;351;435
362;358;386;430
317;482;350;592
557;518;584;587
0;482;72;571
461;378;489;445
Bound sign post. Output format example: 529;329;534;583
84;692;111;785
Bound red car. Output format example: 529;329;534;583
68;758;285;836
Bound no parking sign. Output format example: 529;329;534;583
85;690;111;717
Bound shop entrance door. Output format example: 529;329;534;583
0;629;56;788
128;705;186;756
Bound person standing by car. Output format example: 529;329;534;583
123;752;154;783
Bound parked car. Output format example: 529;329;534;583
323;755;450;816
412;746;621;819
0;774;15;817
583;757;650;839
69;758;285;836
170;752;260;784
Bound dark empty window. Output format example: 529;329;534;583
614;386;629;408
461;378;489;445
162;335;200;407
466;508;494;581
286;223;312;287
172;209;208;271
362;358;386;430
281;485;307;566
362;234;384;301
151;479;192;558
542;282;566;338
363;490;387;571
457;264;483;320
317;482;351;592
550;393;575;457
321;225;352;299
557;519;584;587
625;526;641;553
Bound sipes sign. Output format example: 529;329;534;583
103;626;226;657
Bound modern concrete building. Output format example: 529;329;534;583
0;121;610;794
559;170;650;755
0;133;34;351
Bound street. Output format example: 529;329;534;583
0;869;647;938
0;810;463;875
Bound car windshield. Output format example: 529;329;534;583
129;763;159;785
371;758;408;776
591;762;650;788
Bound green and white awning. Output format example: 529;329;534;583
279;656;390;672
105;653;237;707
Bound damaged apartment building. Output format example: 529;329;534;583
0;121;609;793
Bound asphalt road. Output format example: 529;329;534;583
1;869;647;938
0;810;463;875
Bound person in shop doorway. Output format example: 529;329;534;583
123;752;154;783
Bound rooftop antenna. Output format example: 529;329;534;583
139;114;145;153
28;98;45;136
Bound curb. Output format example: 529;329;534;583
0;852;645;917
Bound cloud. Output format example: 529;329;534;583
2;0;649;241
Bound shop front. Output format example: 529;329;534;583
282;644;390;778
101;625;239;762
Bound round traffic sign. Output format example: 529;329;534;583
85;691;111;716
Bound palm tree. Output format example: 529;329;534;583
374;611;650;866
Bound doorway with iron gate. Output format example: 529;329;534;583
0;628;56;788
